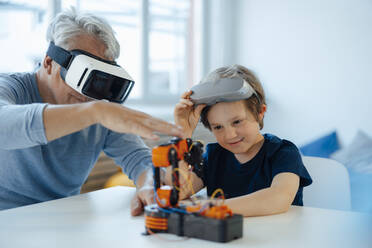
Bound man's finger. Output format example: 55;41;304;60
131;195;144;216
128;117;183;140
129;124;160;140
144;118;184;138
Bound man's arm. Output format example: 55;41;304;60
225;172;300;217
0;100;183;150
44;100;184;142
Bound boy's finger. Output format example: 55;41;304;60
181;90;193;99
195;104;206;115
180;99;193;106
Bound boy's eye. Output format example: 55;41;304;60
233;119;242;125
212;125;222;130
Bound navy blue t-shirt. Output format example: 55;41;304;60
202;134;312;206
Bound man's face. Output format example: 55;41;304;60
48;35;109;104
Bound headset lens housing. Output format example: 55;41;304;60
82;70;134;103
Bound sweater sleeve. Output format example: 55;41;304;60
0;80;48;150
103;131;152;185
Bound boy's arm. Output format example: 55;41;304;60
164;160;205;200
225;172;299;217
174;91;205;138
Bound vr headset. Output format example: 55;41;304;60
46;42;134;103
190;77;257;106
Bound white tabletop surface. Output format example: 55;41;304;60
0;186;371;248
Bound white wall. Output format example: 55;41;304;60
208;0;372;146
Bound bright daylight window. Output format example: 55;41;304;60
0;1;48;73
0;0;195;104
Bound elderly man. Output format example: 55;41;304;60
0;8;183;215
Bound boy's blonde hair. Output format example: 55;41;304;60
199;64;266;130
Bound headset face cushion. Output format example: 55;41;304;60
190;78;256;105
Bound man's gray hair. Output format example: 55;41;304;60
46;7;120;60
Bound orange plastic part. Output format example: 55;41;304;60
186;204;205;214
145;216;168;230
152;145;173;167
151;139;190;167
203;205;233;219
174;139;189;160
156;188;172;208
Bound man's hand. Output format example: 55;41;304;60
130;168;154;216
43;101;184;142
96;101;184;140
131;184;154;216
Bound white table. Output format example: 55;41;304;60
0;186;371;248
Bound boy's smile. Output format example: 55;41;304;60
208;100;264;163
228;137;245;145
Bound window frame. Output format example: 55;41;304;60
56;0;195;105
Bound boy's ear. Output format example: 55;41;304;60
259;104;267;120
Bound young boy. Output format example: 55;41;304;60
174;64;312;217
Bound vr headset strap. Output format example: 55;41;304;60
46;42;73;69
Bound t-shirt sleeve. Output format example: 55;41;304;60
201;143;218;187
201;147;209;186
271;141;312;187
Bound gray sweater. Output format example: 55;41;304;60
0;72;151;210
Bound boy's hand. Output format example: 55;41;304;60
164;160;204;200
174;90;206;138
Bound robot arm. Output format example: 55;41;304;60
151;138;205;208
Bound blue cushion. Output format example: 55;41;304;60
330;130;372;213
300;131;340;158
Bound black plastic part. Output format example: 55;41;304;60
168;148;179;206
183;214;243;243
167;212;184;236
153;167;160;190
145;204;243;243
183;141;205;181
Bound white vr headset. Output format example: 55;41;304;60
46;42;134;103
190;77;258;106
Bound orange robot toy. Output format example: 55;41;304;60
144;137;243;243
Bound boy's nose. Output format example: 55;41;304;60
224;126;238;139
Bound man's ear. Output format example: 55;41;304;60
42;56;53;75
259;104;267;121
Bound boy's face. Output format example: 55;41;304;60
207;100;263;157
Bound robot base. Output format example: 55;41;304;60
144;204;243;243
